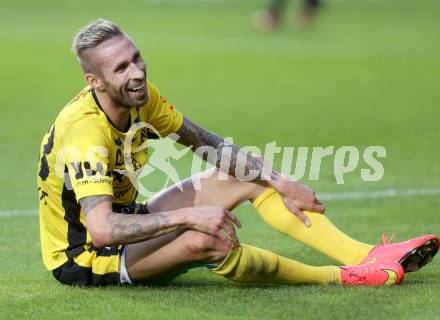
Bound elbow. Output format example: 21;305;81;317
91;236;108;249
89;226;112;248
85;209;114;248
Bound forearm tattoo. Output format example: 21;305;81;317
177;117;279;182
106;212;174;244
80;195;175;245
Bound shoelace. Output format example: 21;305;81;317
345;266;377;285
381;232;396;245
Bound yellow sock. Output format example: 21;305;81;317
253;188;373;265
212;244;341;285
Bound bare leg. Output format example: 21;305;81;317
125;168;265;283
126;230;233;283
146;168;266;213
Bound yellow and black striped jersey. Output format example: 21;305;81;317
37;81;183;270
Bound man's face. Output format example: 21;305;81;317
90;34;148;109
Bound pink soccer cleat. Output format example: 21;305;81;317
341;261;404;286
360;234;439;273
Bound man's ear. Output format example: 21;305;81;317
85;73;105;91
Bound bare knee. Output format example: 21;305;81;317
180;230;217;255
179;230;231;261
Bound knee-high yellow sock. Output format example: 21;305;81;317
253;188;373;265
212;244;340;285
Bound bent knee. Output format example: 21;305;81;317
179;230;232;260
180;230;216;254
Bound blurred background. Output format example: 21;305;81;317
1;0;439;209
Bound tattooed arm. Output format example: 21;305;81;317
177;117;276;183
80;195;182;247
79;195;240;247
176;117;325;227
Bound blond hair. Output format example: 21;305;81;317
72;19;123;72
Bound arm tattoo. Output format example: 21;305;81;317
80;195;176;245
80;195;112;215
177;117;279;182
106;212;174;244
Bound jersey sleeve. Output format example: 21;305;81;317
144;82;184;137
62;119;113;201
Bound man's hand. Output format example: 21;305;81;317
270;178;325;228
180;205;242;245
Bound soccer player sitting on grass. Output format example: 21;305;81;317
37;19;439;287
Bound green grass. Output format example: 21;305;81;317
1;0;440;319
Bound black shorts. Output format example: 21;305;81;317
52;245;123;287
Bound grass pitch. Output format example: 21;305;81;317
1;0;439;319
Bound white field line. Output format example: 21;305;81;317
0;209;38;218
317;187;440;201
1;187;440;218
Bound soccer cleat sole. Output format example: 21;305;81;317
398;238;439;273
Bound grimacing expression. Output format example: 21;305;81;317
90;34;148;109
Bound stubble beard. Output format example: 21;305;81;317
106;83;148;110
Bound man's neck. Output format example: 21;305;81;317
93;89;131;132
